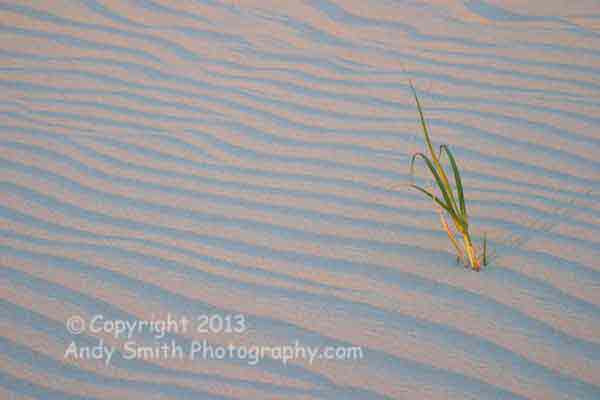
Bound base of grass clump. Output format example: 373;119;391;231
408;83;488;271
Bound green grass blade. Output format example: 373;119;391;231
410;184;454;215
410;83;458;212
409;82;436;162
439;144;467;219
410;152;458;220
483;233;488;266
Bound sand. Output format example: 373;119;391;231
0;1;599;399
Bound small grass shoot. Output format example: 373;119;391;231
408;83;487;270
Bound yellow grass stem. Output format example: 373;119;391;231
437;206;465;265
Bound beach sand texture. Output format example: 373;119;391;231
1;1;599;399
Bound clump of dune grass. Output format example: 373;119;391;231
408;83;486;271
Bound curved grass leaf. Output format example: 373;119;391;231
410;184;453;215
409;82;458;213
410;152;458;221
439;144;467;219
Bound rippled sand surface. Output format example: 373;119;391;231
1;1;600;399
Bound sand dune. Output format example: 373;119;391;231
1;1;599;399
